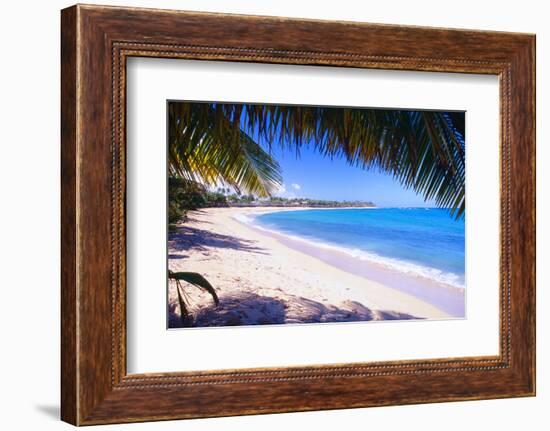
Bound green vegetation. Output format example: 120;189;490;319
169;177;376;226
168;177;228;225
228;195;375;208
168;104;282;198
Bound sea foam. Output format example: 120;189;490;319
233;210;465;291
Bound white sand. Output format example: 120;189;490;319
168;207;451;327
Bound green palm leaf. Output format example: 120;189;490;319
169;103;282;198
168;271;219;305
169;102;465;219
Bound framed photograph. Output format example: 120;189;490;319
61;4;535;425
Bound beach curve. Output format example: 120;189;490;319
168;207;456;328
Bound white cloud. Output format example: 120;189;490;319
274;183;286;196
274;183;300;198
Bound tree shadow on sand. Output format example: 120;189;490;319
283;296;418;324
169;224;269;255
168;291;419;328
168;292;286;328
168;254;187;260
183;212;213;224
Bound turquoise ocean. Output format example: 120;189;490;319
252;208;465;290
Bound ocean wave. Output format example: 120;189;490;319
233;213;465;290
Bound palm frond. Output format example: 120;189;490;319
169;271;220;305
169;103;282;197
169;102;465;218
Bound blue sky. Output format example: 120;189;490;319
267;143;436;208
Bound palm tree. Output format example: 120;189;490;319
169;102;465;218
168;103;283;199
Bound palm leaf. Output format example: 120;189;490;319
169;103;282;198
169;271;219;305
169;102;466;219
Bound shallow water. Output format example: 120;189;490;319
254;208;465;290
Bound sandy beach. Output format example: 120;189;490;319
167;207;458;328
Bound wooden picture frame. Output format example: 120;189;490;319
61;4;535;425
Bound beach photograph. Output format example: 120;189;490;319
167;101;465;328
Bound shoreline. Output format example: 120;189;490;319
168;207;462;328
236;206;466;316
